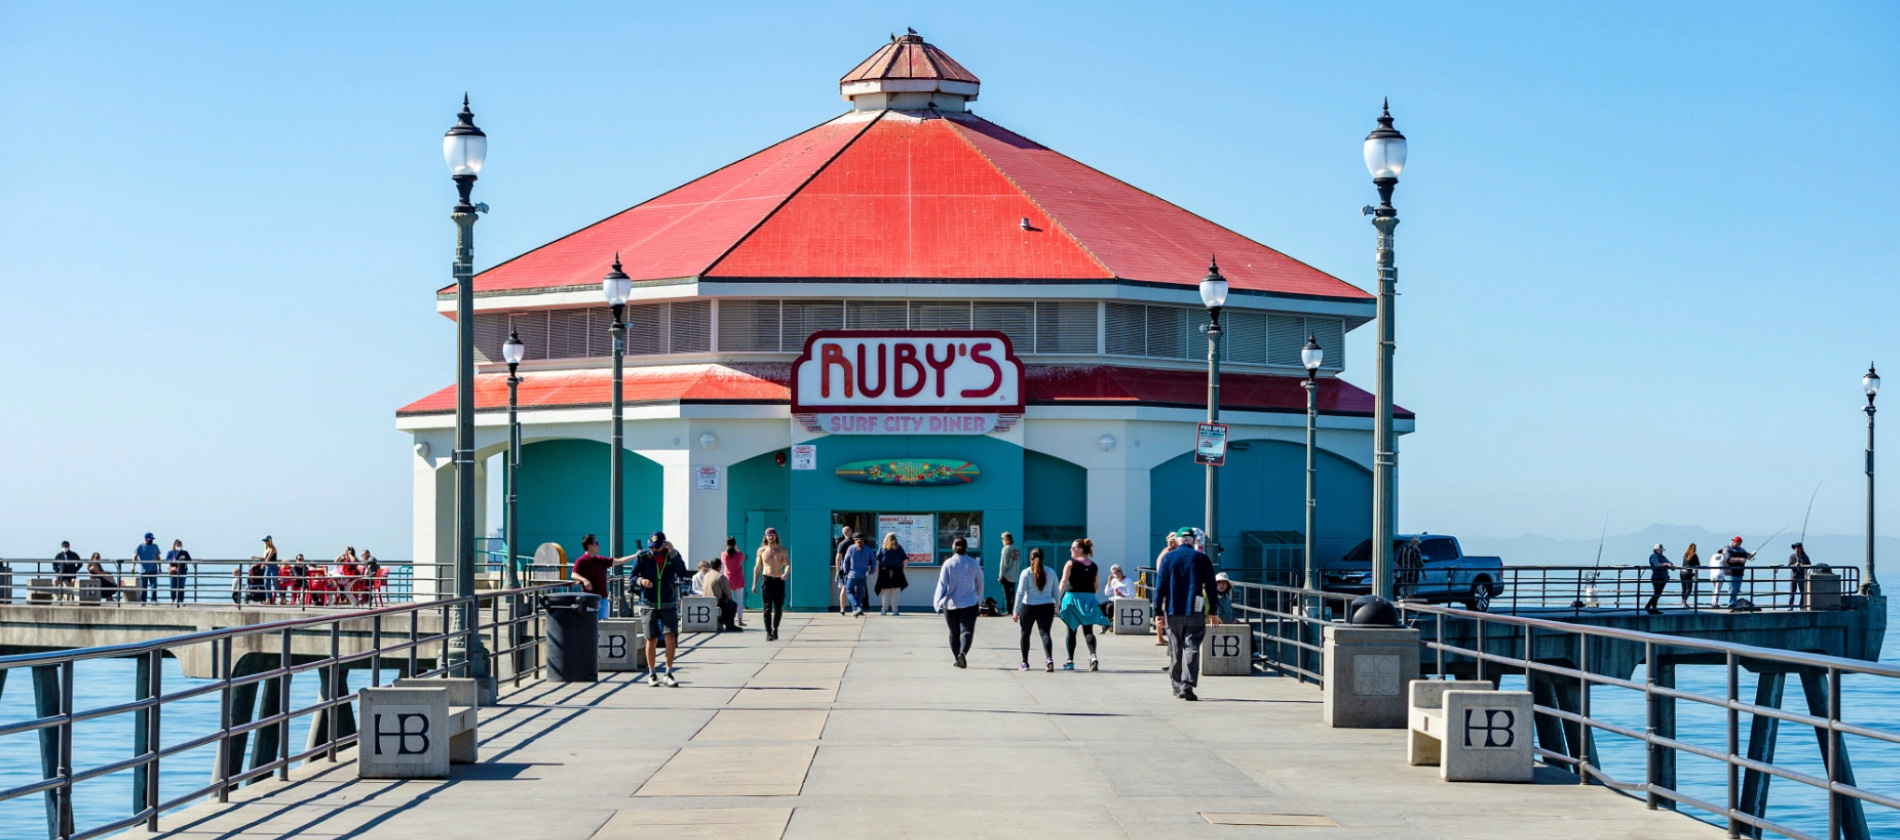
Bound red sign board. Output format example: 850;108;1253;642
790;330;1026;416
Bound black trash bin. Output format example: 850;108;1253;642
544;592;601;682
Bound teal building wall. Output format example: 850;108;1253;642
727;448;792;611
1148;439;1372;571
512;439;664;564
786;435;1024;611
1021;450;1088;572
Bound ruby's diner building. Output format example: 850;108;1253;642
397;34;1415;610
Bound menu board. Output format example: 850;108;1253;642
877;514;936;565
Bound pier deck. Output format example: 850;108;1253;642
125;613;1723;840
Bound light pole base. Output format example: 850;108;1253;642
472;676;499;707
1862;580;1882;598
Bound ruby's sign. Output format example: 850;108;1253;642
791;331;1025;434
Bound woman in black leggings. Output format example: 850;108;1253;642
1013;548;1059;671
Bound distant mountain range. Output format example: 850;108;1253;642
1459;525;1895;572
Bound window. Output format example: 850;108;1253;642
846;299;907;330
623;302;667;356
913;301;972;330
1035;301;1098;354
972;302;1033;349
720;300;781;352
473;313;510;363
670;301;711;353
781;301;842;349
1225;311;1267;366
509;312;549;362
549;308;593;359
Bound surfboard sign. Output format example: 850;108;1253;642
833;458;979;486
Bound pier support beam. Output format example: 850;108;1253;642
33;664;73;840
1737;671;1786;838
1653;660;1677;810
249;672;284;783
306;666;357;753
1799;669;1870;840
212;654;270;794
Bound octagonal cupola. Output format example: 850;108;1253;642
839;30;980;111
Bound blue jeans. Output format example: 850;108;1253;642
846;576;869;613
1725;575;1744;607
597;599;610;620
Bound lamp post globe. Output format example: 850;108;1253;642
1301;335;1324;373
1866;364;1882;596
1364;100;1406;599
604;256;631;559
1201;257;1225;565
445;95;491;698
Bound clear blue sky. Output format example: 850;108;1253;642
3;2;1895;559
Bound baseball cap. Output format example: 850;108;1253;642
1176;526;1197;538
763;527;778;537
1731;536;1743;544
1653;543;1664;552
144;532;154;540
262;535;272;542
650;531;667;544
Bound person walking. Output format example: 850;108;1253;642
1154;526;1221;701
1787;542;1813;609
54;541;82;601
874;533;909;615
1644;543;1673;614
628;532;690;686
996;532;1021;617
721;537;747;627
934;537;983;668
133;533;162;603
1152;533;1179;646
1723;536;1754;608
1057;538;1111;671
164;540;190;605
841;534;875;617
571;535;628;620
751;528;789;641
833;525;857;614
1013;547;1059;671
1679;543;1701;608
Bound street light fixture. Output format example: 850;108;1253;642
443;94;491;697
1301;335;1324;596
501;330;525;590
604;256;631;560
1363;99;1407;600
1865;364;1881;596
1200;257;1227;563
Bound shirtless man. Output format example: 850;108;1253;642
752;527;791;641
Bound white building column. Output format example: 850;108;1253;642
412;444;454;597
1087;464;1153;572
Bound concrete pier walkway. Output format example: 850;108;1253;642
131;613;1723;839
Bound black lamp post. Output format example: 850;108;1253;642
1301;335;1324;593
1865;364;1881;596
1362;99;1407;599
502;330;525;590
603;257;632;559
443;95;490;693
1199;259;1229;562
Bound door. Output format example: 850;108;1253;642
1416;537;1460;598
744;509;789;611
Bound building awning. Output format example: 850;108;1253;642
395;363;1410;419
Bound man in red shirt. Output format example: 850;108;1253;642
571;534;627;619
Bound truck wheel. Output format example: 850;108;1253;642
1464;580;1492;612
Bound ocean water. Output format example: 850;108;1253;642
0;605;1894;840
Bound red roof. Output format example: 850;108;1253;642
841;32;979;85
461;113;1367;299
397;364;1408;418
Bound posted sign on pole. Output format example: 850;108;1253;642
1195;422;1229;466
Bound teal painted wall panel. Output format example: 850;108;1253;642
1148;440;1371;569
726;449;791;610
513;439;664;564
1023;450;1087;531
787;435;1023;611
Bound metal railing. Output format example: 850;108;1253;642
0;581;573;840
1472;565;1863;616
0;560;452;608
1183;573;1893;840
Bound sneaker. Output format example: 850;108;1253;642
1181;688;1199;701
1045;660;1054;672
1062;661;1075;671
1019;662;1030;671
662;672;679;687
647;672;660;687
954;655;967;669
1089;657;1099;672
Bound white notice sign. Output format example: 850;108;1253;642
694;466;721;490
790;444;816;470
877;514;936;565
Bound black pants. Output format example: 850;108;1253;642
1790;575;1807;608
761;577;786;636
1018;602;1054;662
718;597;738;630
1679;573;1697;602
1645;575;1668;611
1066;623;1098;660
170;576;185;604
999;580;1017;614
945;605;978;658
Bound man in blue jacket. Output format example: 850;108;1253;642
1153;526;1221;700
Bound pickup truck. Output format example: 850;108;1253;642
1319;534;1507;612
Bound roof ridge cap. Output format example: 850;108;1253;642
947;115;1365;297
700;110;886;277
939;115;1115;279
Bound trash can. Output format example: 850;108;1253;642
544;592;601;682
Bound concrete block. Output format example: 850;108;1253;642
0;570;12;604
1111;598;1152;635
27;578;53;604
357;686;450;778
680;596;718;633
77;580;101;604
1806;570;1843;610
1199;624;1252;676
1321;625;1419;729
1407;680;1492;766
1406;684;1533;782
393;678;479;764
598;619;647;671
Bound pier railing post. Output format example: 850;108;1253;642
1727;652;1740;838
1644;641;1658;810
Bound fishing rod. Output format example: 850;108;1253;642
1570;513;1610;610
1799;481;1824;546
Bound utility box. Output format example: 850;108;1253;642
1200;623;1252;676
1111;598;1152;635
680;596;719;633
1806;569;1843;610
1322;625;1419;728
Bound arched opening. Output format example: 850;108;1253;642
512;439;663;564
1022;449;1088;568
1148;440;1371;582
